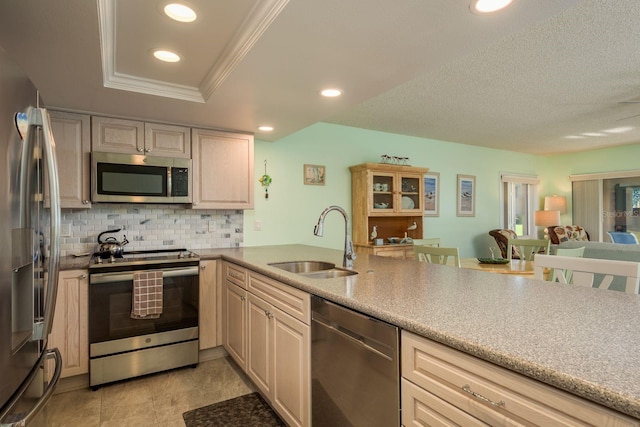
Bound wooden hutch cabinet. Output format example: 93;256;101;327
349;163;428;258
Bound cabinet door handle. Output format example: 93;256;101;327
240;296;246;301
82;200;89;205
201;265;206;270
80;274;87;279
461;384;505;408
137;147;144;153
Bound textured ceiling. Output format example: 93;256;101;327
1;0;639;155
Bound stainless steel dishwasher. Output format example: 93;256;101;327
311;296;399;426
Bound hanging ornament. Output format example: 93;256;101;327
258;159;272;199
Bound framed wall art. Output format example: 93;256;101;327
303;164;325;185
423;172;440;217
456;174;475;217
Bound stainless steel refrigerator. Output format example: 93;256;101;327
0;47;62;426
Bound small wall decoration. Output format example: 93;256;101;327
423;172;440;217
258;160;272;198
457;174;476;217
304;164;325;185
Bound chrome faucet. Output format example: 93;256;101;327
313;205;357;268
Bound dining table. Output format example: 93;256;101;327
460;258;538;277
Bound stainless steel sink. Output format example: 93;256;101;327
268;260;357;278
299;269;358;279
268;260;336;273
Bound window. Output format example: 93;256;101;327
501;174;539;237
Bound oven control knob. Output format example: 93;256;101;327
96;257;102;264
110;255;115;263
178;252;185;258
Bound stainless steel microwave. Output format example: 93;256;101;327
91;152;192;203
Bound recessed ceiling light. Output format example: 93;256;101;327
258;125;274;132
581;132;606;137
164;3;197;22
603;126;633;134
152;49;181;63
470;0;514;14
320;88;343;98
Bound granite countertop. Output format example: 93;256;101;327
64;245;640;419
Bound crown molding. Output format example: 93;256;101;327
97;0;288;103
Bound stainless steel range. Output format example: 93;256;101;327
88;249;200;389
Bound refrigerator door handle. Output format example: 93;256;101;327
30;108;61;341
0;348;62;427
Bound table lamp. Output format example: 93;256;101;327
535;210;561;239
544;194;567;214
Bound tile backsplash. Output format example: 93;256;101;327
59;204;244;256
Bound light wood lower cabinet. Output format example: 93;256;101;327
48;270;89;378
401;330;639;426
222;263;310;427
199;260;219;350
223;280;247;370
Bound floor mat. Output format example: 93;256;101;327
182;392;285;427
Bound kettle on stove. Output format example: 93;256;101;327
96;228;129;259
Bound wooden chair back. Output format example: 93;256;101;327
534;254;640;294
412;238;440;247
506;238;551;261
549;246;585;282
414;245;460;267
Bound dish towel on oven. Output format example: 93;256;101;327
131;270;163;319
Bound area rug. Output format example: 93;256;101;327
182;392;285;427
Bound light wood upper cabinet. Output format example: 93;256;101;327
350;163;428;257
191;128;254;209
144;122;191;158
48;270;89;378
92;116;144;154
92;116;190;158
47;111;91;208
199;260;219;350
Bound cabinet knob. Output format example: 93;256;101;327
80;274;87;279
137;147;144;152
200;265;206;270
240;296;246;301
82;200;89;205
145;148;151;153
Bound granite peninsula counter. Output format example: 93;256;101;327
195;244;640;420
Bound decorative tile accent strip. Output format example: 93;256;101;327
56;204;244;256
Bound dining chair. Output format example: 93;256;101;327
412;238;440;247
506;238;551;261
533;254;640;294
549;246;585;283
607;231;639;244
414;245;461;267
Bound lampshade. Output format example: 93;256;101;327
544;194;567;214
534;210;561;227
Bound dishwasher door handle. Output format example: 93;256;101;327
313;318;393;362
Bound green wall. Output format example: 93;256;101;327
244;123;549;257
543;143;640;225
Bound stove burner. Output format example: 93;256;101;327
90;248;199;268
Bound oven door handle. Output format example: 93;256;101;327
89;266;199;284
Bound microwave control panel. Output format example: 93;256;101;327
171;167;189;197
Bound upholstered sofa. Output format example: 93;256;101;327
555;241;640;292
547;225;590;245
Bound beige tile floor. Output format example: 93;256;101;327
44;357;254;427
